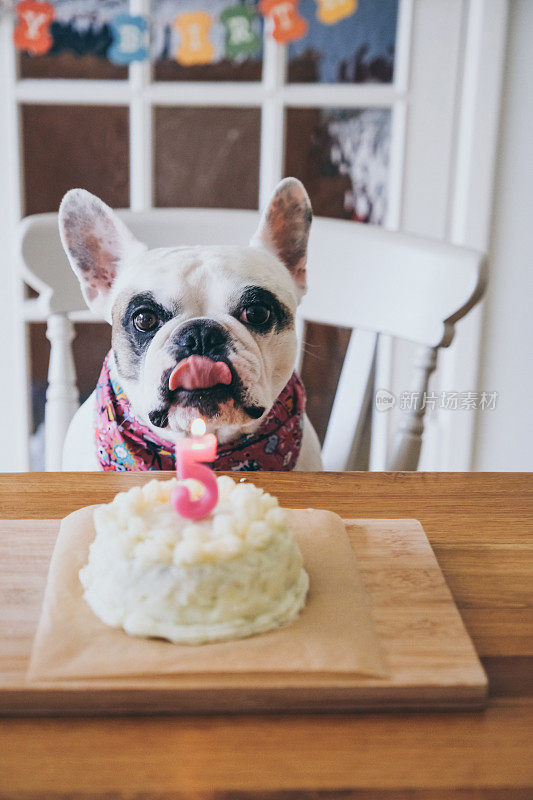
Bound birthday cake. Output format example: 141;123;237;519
79;476;309;644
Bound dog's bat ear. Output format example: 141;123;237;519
250;178;312;295
58;189;146;320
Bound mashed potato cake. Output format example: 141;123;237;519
80;476;309;644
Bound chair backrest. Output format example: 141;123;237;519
17;209;486;471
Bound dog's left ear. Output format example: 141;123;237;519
250;178;312;296
59;188;146;320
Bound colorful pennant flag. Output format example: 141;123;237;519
108;14;149;65
13;0;54;55
10;0;336;64
174;11;215;66
259;0;307;44
315;0;357;26
220;4;261;59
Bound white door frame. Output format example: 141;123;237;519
441;0;509;470
389;0;508;472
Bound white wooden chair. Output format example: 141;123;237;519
17;209;486;471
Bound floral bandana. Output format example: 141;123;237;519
95;353;306;472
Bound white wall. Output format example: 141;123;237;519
474;0;533;470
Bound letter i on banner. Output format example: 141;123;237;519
259;0;307;44
315;0;357;26
174;11;215;66
13;0;54;55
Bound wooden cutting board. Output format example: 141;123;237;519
0;517;487;715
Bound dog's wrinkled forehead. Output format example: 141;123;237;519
59;179;312;321
111;243;299;314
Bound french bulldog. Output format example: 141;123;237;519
59;178;322;471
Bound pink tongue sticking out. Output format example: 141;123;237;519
168;355;232;391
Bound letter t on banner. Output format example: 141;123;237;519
259;0;308;44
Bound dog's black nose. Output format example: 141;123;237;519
174;320;228;358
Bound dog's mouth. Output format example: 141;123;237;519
168;356;232;392
148;355;265;429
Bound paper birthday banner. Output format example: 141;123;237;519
108;14;148;65
221;4;261;59
315;0;357;26
11;0;360;62
14;0;54;55
173;11;215;66
259;0;307;44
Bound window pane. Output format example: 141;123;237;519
18;0;128;80
22;104;130;215
284;107;391;224
154;106;260;209
285;107;392;444
153;0;263;82
288;0;399;84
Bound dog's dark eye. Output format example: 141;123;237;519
133;309;159;332
239;304;271;328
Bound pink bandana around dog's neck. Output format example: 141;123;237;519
94;352;306;472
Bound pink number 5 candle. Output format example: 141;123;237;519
171;418;219;520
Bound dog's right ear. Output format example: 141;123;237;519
59;189;146;320
250;178;312;298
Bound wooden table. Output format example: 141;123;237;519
1;471;532;799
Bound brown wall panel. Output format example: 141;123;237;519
22;104;129;215
19;52;127;80
284;107;352;220
300;322;351;445
154;106;260;210
155;59;261;82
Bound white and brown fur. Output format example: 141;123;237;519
59;178;322;471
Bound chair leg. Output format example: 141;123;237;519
44;314;79;471
387;345;438;471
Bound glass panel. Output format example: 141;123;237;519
29;323;111;469
18;0;128;80
153;0;263;82
284;107;391;224
285;107;391;443
22;104;130;215
154;106;260;209
288;0;399;84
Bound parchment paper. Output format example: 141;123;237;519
27;505;388;682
